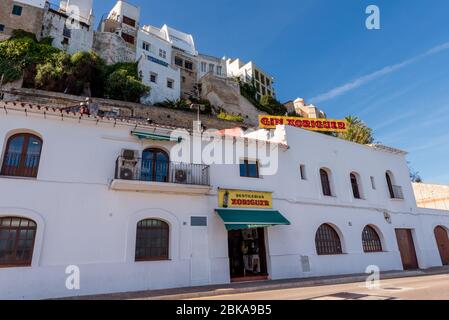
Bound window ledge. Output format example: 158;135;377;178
0;175;38;181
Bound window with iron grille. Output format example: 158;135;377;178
1;133;43;178
0;217;37;267
135;219;169;261
320;169;332;196
0;24;5;33
315;224;343;255
350;173;361;199
362;226;383;253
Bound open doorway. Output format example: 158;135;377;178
228;228;268;282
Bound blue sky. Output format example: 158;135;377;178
93;0;449;184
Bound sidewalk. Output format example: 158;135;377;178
66;267;449;300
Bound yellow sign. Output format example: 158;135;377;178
259;115;348;132
218;189;273;209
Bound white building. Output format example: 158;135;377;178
1;102;449;299
226;58;275;100
42;0;94;54
197;53;227;80
137;25;181;104
101;0;139;47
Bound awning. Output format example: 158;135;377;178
215;209;291;231
131;131;182;143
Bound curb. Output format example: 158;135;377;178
141;270;432;300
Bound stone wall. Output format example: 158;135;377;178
93;31;136;65
0;0;45;40
413;183;449;211
2;87;246;130
199;74;265;126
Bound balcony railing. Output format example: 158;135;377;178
390;185;404;200
0;152;40;178
115;157;210;186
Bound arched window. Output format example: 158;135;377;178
0;217;37;267
141;148;169;182
362;226;383;253
135;219;169;261
386;172;395;199
320;169;332;196
1;133;43;178
350;173;361;199
315;224;343;255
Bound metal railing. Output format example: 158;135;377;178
0;152;40;178
115;157;210;186
391;185;404;200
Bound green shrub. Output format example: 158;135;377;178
104;69;149;103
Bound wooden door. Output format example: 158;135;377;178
395;229;419;270
434;226;449;265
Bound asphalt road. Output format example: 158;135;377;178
190;274;449;300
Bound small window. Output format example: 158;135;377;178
300;165;307;180
185;61;193;70
0;217;37;267
315;224;343;255
0;24;5;32
350;173;361;199
208;63;214;73
320;169;332;197
255;70;260;80
167;79;174;89
217;66;222;75
201;62;207;73
135;219;169;261
370;176;376;190
362;226;383;253
159;49;166;59
175;57;183;67
142;41;150;51
240;159;259;178
150;73;157;83
12;5;23;16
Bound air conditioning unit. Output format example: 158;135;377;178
119;167;134;180
174;169;189;183
121;149;138;161
118;149;139;180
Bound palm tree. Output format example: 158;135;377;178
337;116;374;145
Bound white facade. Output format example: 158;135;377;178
226;58;275;100
162;24;197;56
137;26;181;104
42;1;94;55
15;0;46;8
198;53;227;80
1;101;449;300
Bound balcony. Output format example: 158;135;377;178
390;185;404;200
110;157;211;194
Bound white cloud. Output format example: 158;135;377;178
310;41;449;104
